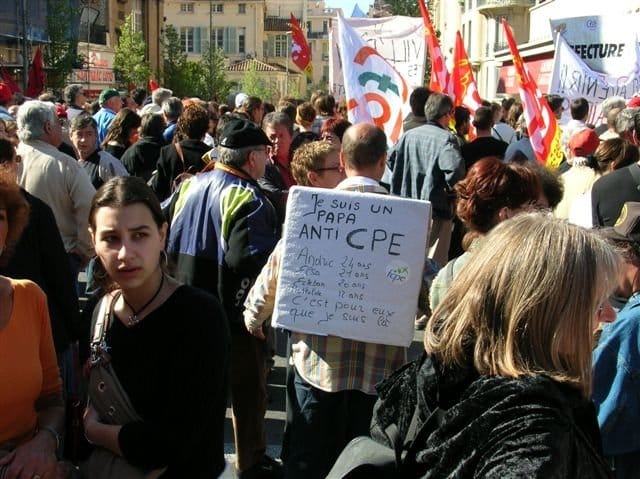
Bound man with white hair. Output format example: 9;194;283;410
596;96;626;138
140;87;173;115
16;100;96;279
162;96;183;143
63;84;87;121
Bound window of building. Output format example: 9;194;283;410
322;41;329;61
212;27;224;50
322;20;328;33
239;27;246;54
494;16;509;51
180;27;195;53
238;3;246;14
211;3;223;13
179;3;194;13
274;34;288;57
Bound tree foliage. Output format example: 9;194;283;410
162;24;188;95
384;0;418;16
199;43;232;101
113;14;151;88
44;0;80;91
241;62;276;101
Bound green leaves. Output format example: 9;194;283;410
113;14;152;88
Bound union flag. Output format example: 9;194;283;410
451;31;482;112
502;19;562;168
418;0;450;95
290;13;313;78
25;47;45;98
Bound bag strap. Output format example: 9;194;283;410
628;163;640;191
174;142;186;173
89;294;117;365
492;126;504;142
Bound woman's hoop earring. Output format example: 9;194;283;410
160;250;169;268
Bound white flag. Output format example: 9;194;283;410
549;33;640;125
337;15;411;146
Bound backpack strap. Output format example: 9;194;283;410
174;142;186;173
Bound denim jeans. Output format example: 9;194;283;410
283;367;377;479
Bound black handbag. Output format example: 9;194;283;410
327;357;447;479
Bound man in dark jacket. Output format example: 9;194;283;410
121;112;166;181
151;103;211;201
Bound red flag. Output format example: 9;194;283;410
149;78;159;92
290;13;313;78
451;31;482;112
0;67;21;93
25;47;45;98
418;0;450;94
502;19;562;168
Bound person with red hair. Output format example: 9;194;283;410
430;157;542;310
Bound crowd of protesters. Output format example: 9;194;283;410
1;75;640;479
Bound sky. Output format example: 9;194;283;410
325;0;375;17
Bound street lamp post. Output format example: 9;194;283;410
21;0;28;91
285;31;291;97
80;6;99;95
209;0;213;97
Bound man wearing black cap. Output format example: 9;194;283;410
593;201;640;478
167;118;281;478
93;87;122;144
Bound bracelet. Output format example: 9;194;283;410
38;425;61;451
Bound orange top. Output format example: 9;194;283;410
0;279;62;445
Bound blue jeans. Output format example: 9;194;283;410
283;367;377;479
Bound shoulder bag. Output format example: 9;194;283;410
80;295;166;479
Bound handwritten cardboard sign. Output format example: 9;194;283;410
272;186;431;347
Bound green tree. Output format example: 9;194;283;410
199;43;232;101
384;0;418;16
162;24;188;94
113;14;151;88
44;0;80;91
241;62;274;101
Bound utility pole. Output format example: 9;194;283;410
21;0;29;91
209;0;213;98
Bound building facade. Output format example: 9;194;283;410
434;0;640;101
74;0;165;98
162;0;342;100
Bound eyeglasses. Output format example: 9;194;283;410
314;166;344;173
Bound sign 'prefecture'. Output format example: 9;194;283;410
272;186;431;348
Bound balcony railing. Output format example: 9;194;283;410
79;24;107;45
477;0;535;9
307;31;327;39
